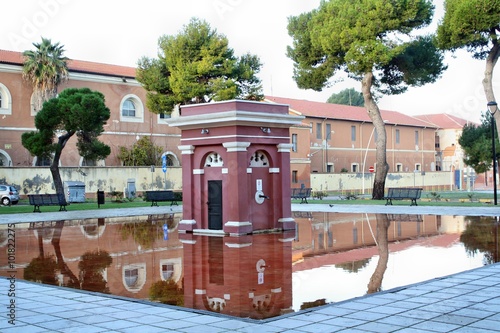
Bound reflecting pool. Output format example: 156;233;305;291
1;212;498;319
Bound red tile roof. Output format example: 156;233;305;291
415;113;476;129
265;96;436;128
0;49;136;78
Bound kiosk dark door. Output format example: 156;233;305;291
207;180;223;230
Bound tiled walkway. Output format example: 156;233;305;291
2;263;500;332
1;203;500;332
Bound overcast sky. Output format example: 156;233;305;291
1;0;497;123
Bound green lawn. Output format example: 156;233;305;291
1;190;497;214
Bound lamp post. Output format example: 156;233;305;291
487;101;498;205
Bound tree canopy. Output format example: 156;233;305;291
327;88;364;106
137;18;263;115
22;37;68;112
458;111;499;174
436;0;500;135
22;88;111;195
118;136;163;166
287;0;446;199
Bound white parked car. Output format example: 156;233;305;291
0;185;19;206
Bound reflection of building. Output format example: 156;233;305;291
180;232;294;319
0;216;184;300
0;212;480;318
292;212;459;264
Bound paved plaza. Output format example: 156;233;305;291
1;202;500;332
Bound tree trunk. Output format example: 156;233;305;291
50;131;74;196
367;214;390;294
482;35;499;138
362;72;389;200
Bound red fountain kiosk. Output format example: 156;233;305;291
167;100;303;235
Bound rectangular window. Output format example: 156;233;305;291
292;134;298;152
326;123;331;141
396;163;402;172
160;113;171;119
316;123;322;140
396;129;400;144
351;163;358;172
415;130;419;145
415;164;421;171
351;126;356;141
292;170;298;183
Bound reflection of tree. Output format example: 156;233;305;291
51;221;79;288
367;214;390;294
24;223;58;285
460;216;500;265
149;279;184;306
120;220;163;248
24;255;58;285
78;250;112;293
335;258;370;273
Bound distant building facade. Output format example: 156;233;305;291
266;97;441;188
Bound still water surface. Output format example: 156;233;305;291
1;212;498;319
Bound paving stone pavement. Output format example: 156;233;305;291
1;203;500;332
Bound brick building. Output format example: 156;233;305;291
0;49;181;168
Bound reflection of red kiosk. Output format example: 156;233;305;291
181;232;294;319
168;100;303;235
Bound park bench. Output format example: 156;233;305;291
145;190;178;207
384;187;423;206
28;193;68;213
291;187;312;204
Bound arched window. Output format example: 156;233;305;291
122;263;147;292
122;99;136;117
120;94;144;123
204;152;224;167
0;83;12;116
249;150;269;167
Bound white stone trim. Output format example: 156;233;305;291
223;141;251;152
193;229;226;235
222;168;228;174
180;239;196;245
167;110;304;129
277;143;294;153
224;242;252;248
247;168;252;173
269;168;280;173
224;221;252;227
193;169;204;175
178;145;195;154
180;219;196;225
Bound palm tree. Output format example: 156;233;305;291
22;37;69;112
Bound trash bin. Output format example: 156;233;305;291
64;181;86;203
97;190;105;208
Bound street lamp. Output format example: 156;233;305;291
487;101;498;205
